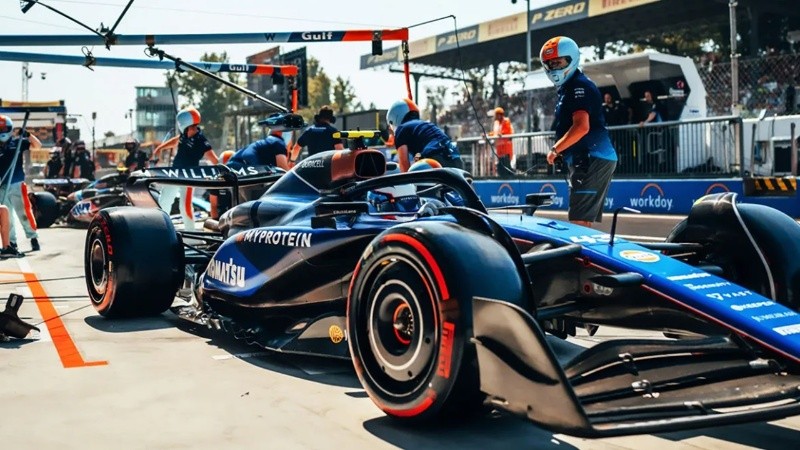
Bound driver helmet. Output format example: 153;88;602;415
539;36;581;87
0;115;13;143
367;162;419;213
176;107;201;135
124;137;139;152
386;99;420;129
367;184;419;213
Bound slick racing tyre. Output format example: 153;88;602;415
348;221;526;422
29;191;59;229
85;207;183;318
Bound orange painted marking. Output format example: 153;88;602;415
21;182;38;230
23;271;107;369
184;187;194;221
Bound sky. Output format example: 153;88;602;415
0;0;561;141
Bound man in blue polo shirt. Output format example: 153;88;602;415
541;36;617;228
386;98;463;172
152;107;219;231
0;115;42;251
289;105;343;165
228;129;290;170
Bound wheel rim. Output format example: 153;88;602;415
359;254;439;400
88;233;108;301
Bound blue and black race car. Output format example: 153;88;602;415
84;132;800;438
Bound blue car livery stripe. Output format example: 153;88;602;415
495;213;800;364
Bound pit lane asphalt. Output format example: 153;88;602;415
2;218;800;450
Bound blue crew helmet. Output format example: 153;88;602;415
0;115;13;143
386;98;419;129
539;36;581;87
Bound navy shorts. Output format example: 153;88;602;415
568;156;616;222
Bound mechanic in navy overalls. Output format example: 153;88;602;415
227;128;290;170
386;98;464;173
541;36;617;228
288;105;344;165
152;107;219;231
0;115;42;252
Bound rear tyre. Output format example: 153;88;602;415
348;221;526;422
29;191;59;229
85;207;183;318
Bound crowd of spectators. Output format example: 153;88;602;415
699;51;800;118
434;52;800;140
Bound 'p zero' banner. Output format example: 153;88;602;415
588;0;661;17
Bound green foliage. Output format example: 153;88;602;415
332;76;361;113
169;52;244;148
306;57;332;111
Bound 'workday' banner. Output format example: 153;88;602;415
473;179;800;217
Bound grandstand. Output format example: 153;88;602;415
362;0;799;130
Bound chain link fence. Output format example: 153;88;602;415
699;53;800;118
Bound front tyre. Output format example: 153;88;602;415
29;191;59;229
85;207;183;318
348;222;526;421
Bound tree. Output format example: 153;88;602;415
306;57;332;111
332;76;361;113
170;52;244;148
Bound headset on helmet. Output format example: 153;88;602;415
0;115;14;143
386;99;419;128
220;150;235;164
176;107;202;134
539;36;581;87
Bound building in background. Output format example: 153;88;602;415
135;86;174;143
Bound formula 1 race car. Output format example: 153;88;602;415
84;134;800;438
31;168;210;228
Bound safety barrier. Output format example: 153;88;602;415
456;115;744;179
473;178;800;217
743;176;798;196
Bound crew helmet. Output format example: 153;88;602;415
176;107;201;134
408;158;443;172
50;148;61;157
220;150;235;164
539;36;581;87
0;115;13;143
386;99;419;128
124;137;139;152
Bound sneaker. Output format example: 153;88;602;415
0;246;22;258
30;238;40;252
9;242;17;250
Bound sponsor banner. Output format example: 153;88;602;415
435;25;479;52
360;46;401;69
529;0;588;31
588;0;661;17
479;14;524;42
144;165;275;180
408;37;437;59
473;178;800;217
